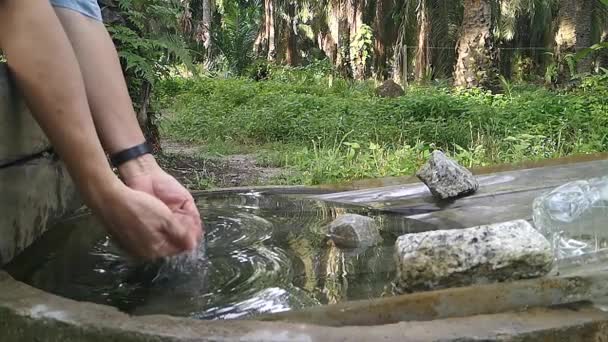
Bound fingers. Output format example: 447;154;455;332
151;237;184;259
183;199;204;232
165;212;200;252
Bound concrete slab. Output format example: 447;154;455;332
0;63;51;163
2;271;608;342
314;158;608;229
261;273;608;326
0;157;79;265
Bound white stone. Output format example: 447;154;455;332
394;220;553;293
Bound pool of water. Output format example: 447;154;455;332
9;190;435;320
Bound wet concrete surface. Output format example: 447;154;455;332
314;158;608;229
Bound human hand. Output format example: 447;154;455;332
88;180;201;260
118;154;203;249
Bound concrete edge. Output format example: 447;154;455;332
3;270;608;342
261;273;607;326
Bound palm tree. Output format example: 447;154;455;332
414;0;431;81
252;0;277;60
310;0;339;65
594;1;608;69
412;0;462;82
453;0;498;88
284;0;300;65
372;0;390;79
554;0;595;77
212;1;260;74
495;0;557;80
601;22;608;68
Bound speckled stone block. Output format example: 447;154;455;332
416;150;479;200
394;220;553;293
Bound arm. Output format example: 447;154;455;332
0;0;199;259
53;8;203;235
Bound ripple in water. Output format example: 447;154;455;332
16;191;405;319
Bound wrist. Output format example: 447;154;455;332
117;153;160;180
78;168;125;210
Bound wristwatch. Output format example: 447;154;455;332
109;142;152;168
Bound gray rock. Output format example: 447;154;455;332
375;80;405;98
394;220;553;293
328;214;382;249
416;150;479;200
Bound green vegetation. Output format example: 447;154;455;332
101;0;608;186
157;68;608;185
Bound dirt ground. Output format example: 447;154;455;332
156;141;290;190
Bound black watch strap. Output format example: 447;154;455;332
110;142;152;168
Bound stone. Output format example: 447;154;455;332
374;80;405;98
327;214;382;249
416;150;479;200
394;220;553;293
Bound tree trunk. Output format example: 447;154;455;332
600;23;608;69
373;0;388;80
554;0;594;79
266;0;277;61
285;1;299;65
415;0;431;82
254;17;267;57
315;2;340;65
349;0;368;80
317;22;338;64
202;0;212;48
192;0;213;63
194;0;212;48
337;1;352;78
453;0;498;89
254;0;277;61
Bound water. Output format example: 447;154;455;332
12;191;426;320
533;177;608;261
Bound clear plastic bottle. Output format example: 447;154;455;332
533;177;608;260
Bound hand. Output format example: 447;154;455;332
118;154;203;249
91;182;201;260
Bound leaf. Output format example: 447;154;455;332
344;142;360;149
572;42;608;62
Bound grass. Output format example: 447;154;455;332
156;68;608;185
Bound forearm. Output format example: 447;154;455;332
53;8;156;178
0;0;120;203
54;10;146;152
